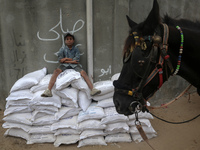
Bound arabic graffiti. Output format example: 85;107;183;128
99;65;112;77
37;8;85;63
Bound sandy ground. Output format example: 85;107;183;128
0;92;200;150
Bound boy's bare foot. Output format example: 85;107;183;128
90;88;101;96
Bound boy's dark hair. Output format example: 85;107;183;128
64;33;75;40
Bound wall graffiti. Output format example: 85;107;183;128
10;30;26;79
37;8;111;79
37;8;85;63
98;65;112;77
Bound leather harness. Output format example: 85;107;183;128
115;23;174;112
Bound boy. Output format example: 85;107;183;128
41;33;101;97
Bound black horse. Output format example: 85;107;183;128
113;0;200;116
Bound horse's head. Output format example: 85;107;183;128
113;0;172;115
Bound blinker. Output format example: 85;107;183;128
134;35;140;47
132;32;148;50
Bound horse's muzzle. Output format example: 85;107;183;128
113;92;136;116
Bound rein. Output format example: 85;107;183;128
149;111;200;124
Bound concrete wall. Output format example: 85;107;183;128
0;0;199;109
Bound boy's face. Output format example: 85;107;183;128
65;36;74;47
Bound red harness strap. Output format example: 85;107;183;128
143;23;169;90
158;68;163;88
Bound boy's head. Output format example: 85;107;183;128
64;33;75;41
64;33;75;47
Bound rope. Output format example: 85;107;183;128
147;84;192;109
149;112;200;124
146;84;200;124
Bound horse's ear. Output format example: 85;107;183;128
126;15;137;28
144;0;160;30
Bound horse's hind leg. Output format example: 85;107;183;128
197;88;200;96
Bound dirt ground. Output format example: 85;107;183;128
0;92;200;150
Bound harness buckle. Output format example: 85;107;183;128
128;90;133;96
135;120;141;126
135;111;142;126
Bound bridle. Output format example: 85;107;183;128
114;23;174;113
114;23;200;150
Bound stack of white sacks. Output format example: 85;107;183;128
2;67;157;147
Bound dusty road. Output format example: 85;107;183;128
0;92;200;150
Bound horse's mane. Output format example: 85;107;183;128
163;14;200;32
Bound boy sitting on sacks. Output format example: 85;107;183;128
41;33;101;97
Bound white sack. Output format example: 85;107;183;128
4;128;30;141
51;116;78;131
55;69;81;90
30;105;58;114
77;103;105;123
29;125;55;134
31;110;54;121
97;97;114;108
128;111;154;120
55;106;81;120
3;112;32;125
4;105;32;116
129;125;157;134
92;80;114;96
104;122;129;135
56;87;78;103
101;107;128;124
127;119;152;127
77;136;107;148
78;91;92;111
32;114;57;126
61;98;78;108
27;133;55;144
54;134;80;147
10;67;47;93
131;133;157;143
111;73;120;81
54;128;81;136
78;119;106;132
30;74;52;93
6;99;31;109
105;133;132;143
2;122;31;132
6;89;33;101
30;90;61;108
71;77;91;99
92;91;114;101
80;129;105;140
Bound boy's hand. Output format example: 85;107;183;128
60;58;66;63
64;60;79;64
60;58;72;63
